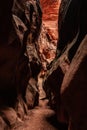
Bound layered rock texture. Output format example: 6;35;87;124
43;0;87;130
0;0;87;130
37;0;61;70
0;0;61;130
40;0;61;41
0;0;42;129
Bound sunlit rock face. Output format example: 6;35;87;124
40;0;61;42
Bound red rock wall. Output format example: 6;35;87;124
40;0;60;21
40;0;61;41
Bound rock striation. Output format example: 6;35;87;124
40;0;61;42
43;0;87;130
0;0;42;129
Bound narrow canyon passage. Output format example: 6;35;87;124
23;76;59;130
25;99;58;130
17;75;67;130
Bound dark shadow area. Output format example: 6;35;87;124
46;114;68;130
